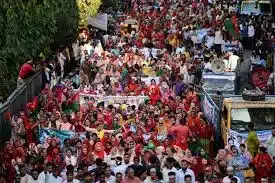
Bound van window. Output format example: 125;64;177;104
231;108;275;132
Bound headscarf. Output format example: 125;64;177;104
93;142;105;160
79;146;94;165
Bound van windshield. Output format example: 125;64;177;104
231;108;275;132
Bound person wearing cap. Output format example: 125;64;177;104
176;159;195;183
222;166;241;183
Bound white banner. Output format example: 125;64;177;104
88;13;108;31
79;93;148;108
110;77;160;85
228;129;272;148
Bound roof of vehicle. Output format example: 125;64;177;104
223;96;275;109
242;0;271;3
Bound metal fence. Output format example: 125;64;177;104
0;72;42;141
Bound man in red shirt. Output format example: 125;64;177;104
17;59;35;87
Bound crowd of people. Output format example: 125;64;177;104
2;0;275;183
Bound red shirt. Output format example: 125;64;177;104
19;63;33;79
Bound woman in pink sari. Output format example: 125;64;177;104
148;79;161;105
160;82;174;103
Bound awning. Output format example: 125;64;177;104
88;13;108;31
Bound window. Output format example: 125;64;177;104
231;108;275;132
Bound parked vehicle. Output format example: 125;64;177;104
240;0;272;16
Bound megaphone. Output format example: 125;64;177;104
211;58;225;74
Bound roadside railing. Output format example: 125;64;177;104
0;72;42;141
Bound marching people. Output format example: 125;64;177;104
5;0;275;183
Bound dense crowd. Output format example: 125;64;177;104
3;0;275;183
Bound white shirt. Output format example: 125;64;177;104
248;25;255;37
84;43;94;56
191;35;198;44
58;53;66;70
267;73;275;87
27;176;43;183
176;47;186;54
206;36;215;49
214;30;223;44
176;168;195;183
144;177;158;183
38;172;46;183
180;65;188;75
222;176;241;183
20;174;30;183
112;164;128;176
162;167;178;183
142;48;151;59
267;135;275;158
65;155;77;167
106;175;116;183
60;170;78;182
226;55;239;71
45;173;62;183
63;179;80;183
204;62;212;71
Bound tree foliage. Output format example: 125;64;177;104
77;0;102;27
0;0;101;100
101;0;121;11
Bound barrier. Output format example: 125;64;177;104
0;72;42;141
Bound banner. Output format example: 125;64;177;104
241;2;260;15
79;93;148;108
202;95;219;130
228;129;272;148
87;13;108;31
39;128;86;146
110;77;160;85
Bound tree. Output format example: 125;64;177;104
77;0;102;27
101;0;121;11
0;0;101;100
